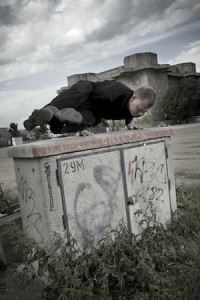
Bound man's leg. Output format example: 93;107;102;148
49;121;85;134
24;106;59;130
49;110;97;136
24;106;83;130
79;110;96;126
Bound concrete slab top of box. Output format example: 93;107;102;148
8;128;173;158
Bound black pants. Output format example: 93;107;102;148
45;81;101;133
49;109;97;134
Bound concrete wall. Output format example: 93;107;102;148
8;129;176;248
0;137;23;148
124;52;158;69
0;128;9;138
12;137;23;146
172;63;196;75
146;69;169;120
68;73;96;86
116;70;148;91
0;138;8;148
95;66;124;82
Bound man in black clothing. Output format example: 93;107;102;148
24;80;156;136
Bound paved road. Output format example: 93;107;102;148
0;147;17;196
0;123;199;196
170;123;200;186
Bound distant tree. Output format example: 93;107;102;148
179;77;200;117
161;77;200;120
8;123;21;137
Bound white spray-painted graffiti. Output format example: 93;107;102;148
73;164;122;243
59;151;126;244
128;155;167;185
124;142;171;233
127;155;167;205
58;142;171;241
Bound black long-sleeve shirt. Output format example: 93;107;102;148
48;80;134;126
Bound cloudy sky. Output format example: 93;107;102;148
0;0;200;129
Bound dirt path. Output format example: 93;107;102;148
0;147;17;197
0;264;44;300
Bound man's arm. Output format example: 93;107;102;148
125;118;133;126
125;118;143;130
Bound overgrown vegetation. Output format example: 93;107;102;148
0;183;19;215
6;185;200;300
161;77;200;121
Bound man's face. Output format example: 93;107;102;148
128;96;150;117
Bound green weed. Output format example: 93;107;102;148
0;183;19;215
5;185;200;300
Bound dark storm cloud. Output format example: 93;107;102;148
0;0;61;66
0;3;17;26
87;0;175;42
91;0;135;41
132;0;175;19
0;0;59;26
0;0;199;82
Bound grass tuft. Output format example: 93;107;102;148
0;183;19;215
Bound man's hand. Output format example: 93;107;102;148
75;130;94;137
126;124;143;130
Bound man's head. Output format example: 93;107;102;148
128;86;156;117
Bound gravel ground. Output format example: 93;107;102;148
0;263;44;300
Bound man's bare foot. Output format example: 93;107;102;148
75;130;94;137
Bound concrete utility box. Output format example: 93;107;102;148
8;129;177;247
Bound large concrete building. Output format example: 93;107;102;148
59;52;199;124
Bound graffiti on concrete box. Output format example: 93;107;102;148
124;142;171;234
19;176;43;243
59;151;126;245
63;159;85;174
127;155;167;186
44;163;54;211
58;141;171;244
